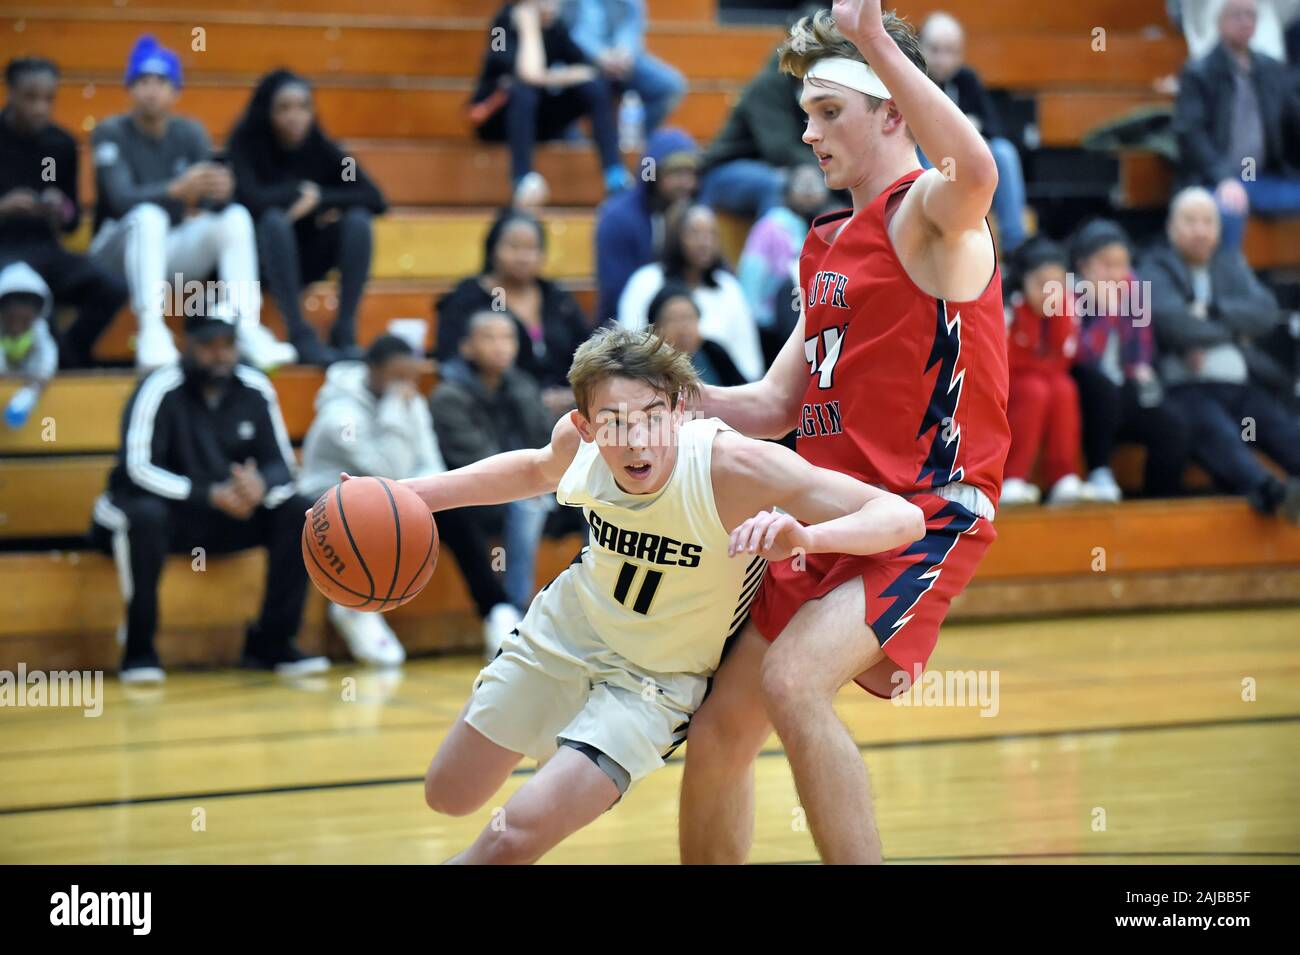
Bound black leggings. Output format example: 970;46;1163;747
1072;365;1191;496
477;79;621;184
256;206;373;348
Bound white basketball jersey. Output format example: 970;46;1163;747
553;417;765;676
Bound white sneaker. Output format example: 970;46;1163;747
135;322;180;370
237;322;298;371
1085;466;1123;503
1046;473;1088;505
483;602;522;662
328;603;406;667
1000;477;1041;506
512;172;549;210
119;665;166;684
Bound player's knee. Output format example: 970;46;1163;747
473;821;541;865
759;653;825;725
687;697;767;771
423;768;483;817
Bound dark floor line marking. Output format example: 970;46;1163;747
3;712;1297;818
761;850;1300;865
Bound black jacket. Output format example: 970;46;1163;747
472;4;591;107
1173;43;1300;188
228;133;386;220
434;275;590;389
938;66;1005;142
0;109;80;244
429;357;554;470
1141;241;1282;355
106;363;297;509
701;52;809;172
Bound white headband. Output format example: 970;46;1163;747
804;57;892;100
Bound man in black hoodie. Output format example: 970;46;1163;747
89;311;324;682
0;57;127;367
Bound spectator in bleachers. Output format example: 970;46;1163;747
1069;219;1192;501
736;163;827;362
0;57;127;368
1173;0;1300;250
1142;186;1300;520
89;309;324;683
593;126;698;324
228;70;387;367
561;0;685;138
1173;0;1300;62
431;310;555;658
919;12;1030;254
1001;239;1088;506
88;36;295;372
0;262;58;430
617;200;763;381
298;335;445;665
470;1;630;207
646;283;745;387
697;50;808;219
435;208;589;416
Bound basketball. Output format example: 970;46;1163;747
301;477;438;612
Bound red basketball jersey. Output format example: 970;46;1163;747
795;169;1010;504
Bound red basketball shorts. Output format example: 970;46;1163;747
748;492;996;699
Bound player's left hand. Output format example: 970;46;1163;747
728;509;809;562
831;0;884;42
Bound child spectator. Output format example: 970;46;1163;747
298;335;446;665
1069;219;1192;501
0;262;58;430
617;201;763;381
228;70;387;366
431;310;556;658
1001;240;1087;505
647;283;745;387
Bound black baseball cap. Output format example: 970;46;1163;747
185;313;238;342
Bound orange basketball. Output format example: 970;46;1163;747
302;477;438;612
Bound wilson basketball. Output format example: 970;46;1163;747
302;477;438;612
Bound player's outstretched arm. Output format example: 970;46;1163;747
697;310;807;440
834;0;997;236
398;413;581;512
713;430;925;560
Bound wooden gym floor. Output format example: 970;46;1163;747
1;605;1298;864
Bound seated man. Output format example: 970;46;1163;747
89;35;294;370
89;310;325;682
0;57;127;368
1173;0;1300;250
1142;185;1300;521
919;12;1030;253
431;310;558;658
299;335;446;666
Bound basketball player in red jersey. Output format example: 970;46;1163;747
678;0;1010;864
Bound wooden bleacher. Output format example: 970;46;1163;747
1;0;1296;673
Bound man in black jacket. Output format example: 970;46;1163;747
919;12;1029;252
1142;185;1300;521
90;311;324;681
0;57;127;367
1172;0;1300;249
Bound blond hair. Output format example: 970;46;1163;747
779;8;926;116
568;326;701;416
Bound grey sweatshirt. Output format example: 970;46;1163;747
297;360;446;501
91;113;214;229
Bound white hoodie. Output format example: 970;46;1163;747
0;261;58;383
297;360;446;502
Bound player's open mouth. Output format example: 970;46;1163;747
625;463;652;479
817;153;831;167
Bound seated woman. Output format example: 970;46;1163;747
617;200;764;382
435;208;590;417
646;282;745;388
228;69;387;365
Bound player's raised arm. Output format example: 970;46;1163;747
712;430;925;560
398;413;581;512
833;0;997;236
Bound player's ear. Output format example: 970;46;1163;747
570;408;594;442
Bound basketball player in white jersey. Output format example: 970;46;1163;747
389;327;924;863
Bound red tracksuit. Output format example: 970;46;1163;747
1004;296;1082;486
